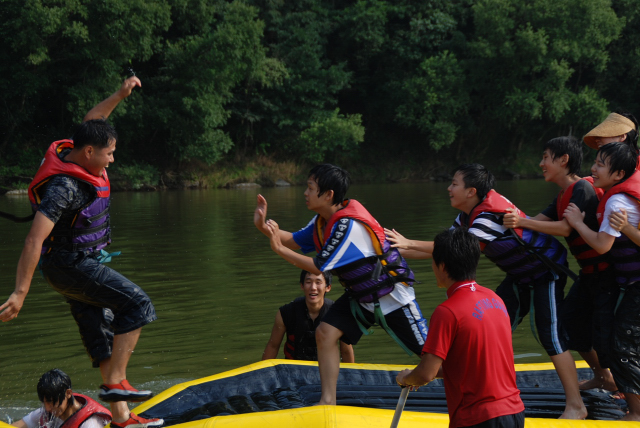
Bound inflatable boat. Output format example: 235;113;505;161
130;360;634;427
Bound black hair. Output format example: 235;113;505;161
37;369;73;406
453;164;495;200
308;164;350;205
432;228;481;282
614;111;639;151
597;142;638;182
299;269;332;286
73;119;118;149
542;136;583;176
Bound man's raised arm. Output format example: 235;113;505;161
83;76;142;122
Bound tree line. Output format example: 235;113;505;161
1;0;637;183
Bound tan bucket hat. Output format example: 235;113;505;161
583;113;637;149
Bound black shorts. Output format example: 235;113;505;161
320;291;427;355
496;272;568;356
459;411;525;428
610;285;640;395
561;269;618;366
41;250;157;367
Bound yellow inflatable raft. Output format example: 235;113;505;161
127;360;634;427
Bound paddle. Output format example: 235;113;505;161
389;387;410;428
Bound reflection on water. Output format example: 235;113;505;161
0;180;570;418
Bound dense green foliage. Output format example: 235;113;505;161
0;0;636;183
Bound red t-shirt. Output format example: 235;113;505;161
422;281;524;427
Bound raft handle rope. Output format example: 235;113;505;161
0;211;35;223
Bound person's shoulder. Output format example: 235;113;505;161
572;179;597;197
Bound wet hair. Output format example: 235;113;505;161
615;111;639;151
308;164;350;205
73;119;118;150
432;228;480;282
299;269;332;286
37;369;73;406
597;142;638;182
453;164;495;200
542;136;583;176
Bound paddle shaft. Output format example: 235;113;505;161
390;387;410;428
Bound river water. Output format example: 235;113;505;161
0;180;572;418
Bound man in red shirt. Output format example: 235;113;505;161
396;228;524;428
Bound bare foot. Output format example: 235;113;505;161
558;406;588;420
578;374;617;392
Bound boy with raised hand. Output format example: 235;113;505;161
254;164;428;406
0;77;162;428
564;142;640;421
503;136;618;392
262;270;354;362
385;163;587;419
397;228;524;428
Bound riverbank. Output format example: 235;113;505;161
0;154;552;194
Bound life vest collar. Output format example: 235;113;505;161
59;394;111;428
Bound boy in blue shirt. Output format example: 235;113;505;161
254;164;428;405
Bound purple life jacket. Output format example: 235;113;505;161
28;140;111;255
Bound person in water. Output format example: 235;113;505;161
396;227;524;428
11;369;111;428
254;163;428;405
503;136;618;393
564;142;640;421
0;77;162;428
262;270;354;362
386;163;587;419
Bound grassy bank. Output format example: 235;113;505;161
1;154;553;194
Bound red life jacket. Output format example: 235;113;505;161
467;190;527;246
556;177;604;219
596;171;640;285
28;140;111;254
311;199;414;303
312;199;386;253
462;190;568;282
39;394;111;428
596;171;640;225
556;177;608;273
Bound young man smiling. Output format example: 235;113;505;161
503;137;617;393
565;142;640;421
386;163;587;419
254;164;428;405
262;270;354;362
0;77;162;428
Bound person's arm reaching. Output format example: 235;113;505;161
384;228;434;255
395;353;444;391
503;208;572;237
564;203;615;254
262;311;286;360
609;208;640;247
0;212;55;321
265;219;321;274
83;76;141;122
